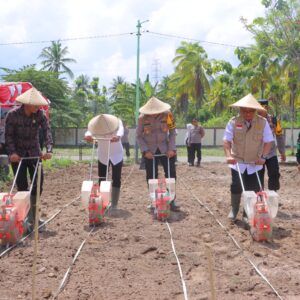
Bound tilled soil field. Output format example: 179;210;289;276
0;161;299;300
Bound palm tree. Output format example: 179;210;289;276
172;42;211;117
38;40;76;79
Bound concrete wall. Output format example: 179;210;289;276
52;127;300;147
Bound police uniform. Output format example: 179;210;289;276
136;96;179;211
258;99;286;191
136;112;176;181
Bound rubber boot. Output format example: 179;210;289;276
111;187;120;209
26;195;45;232
170;195;180;212
228;194;241;221
107;187;121;217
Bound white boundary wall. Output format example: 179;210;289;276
52;127;300;147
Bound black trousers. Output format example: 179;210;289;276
186;144;193;163
144;150;176;182
230;168;264;194
98;160;123;188
262;156;280;191
190;143;202;163
11;159;43;196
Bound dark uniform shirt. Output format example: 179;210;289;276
5;105;53;157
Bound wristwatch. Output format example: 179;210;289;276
261;154;268;160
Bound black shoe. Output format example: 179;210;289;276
196;162;200;167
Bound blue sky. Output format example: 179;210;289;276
0;0;265;87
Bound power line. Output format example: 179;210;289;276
0;30;250;49
145;30;250;49
0;32;134;46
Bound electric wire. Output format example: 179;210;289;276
145;30;250;49
179;176;283;300
0;32;134;46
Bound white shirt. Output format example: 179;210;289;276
223;118;274;175
86;119;124;165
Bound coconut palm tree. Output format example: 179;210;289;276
172;42;211;117
38;40;76;79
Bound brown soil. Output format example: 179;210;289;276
0;162;299;300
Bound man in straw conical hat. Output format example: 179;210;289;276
136;96;180;211
5;87;53;233
85;114;124;211
223;93;274;223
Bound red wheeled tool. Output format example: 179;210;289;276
0;157;39;246
236;163;278;242
81;138;111;226
148;154;175;222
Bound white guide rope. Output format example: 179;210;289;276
53;226;95;299
166;221;189;300
179;178;283;300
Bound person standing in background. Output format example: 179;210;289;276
257;99;286;191
187;118;205;167
121;121;130;160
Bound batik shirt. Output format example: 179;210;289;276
5;105;53;157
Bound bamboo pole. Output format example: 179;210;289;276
205;244;216;300
32;162;42;300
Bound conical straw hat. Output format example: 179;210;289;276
88;114;119;136
16;87;49;106
139;96;171;115
230;93;265;111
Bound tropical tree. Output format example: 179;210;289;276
241;0;300;151
172;42;211;118
38;40;77;79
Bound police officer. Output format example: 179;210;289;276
257;99;286;191
136;96;179;211
187;118;205;167
223;94;273;223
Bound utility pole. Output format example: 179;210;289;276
135;19;148;164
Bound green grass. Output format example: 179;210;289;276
53;146;225;159
42;158;75;170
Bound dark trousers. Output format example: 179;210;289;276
262;156;280;191
122;142;130;158
11;159;43;196
190;143;202;164
230;168;264;194
98;160;123;188
144;150;176;182
186;144;193;163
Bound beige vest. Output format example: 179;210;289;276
231;115;266;162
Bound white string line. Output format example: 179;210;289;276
0;195;80;258
179;177;283;300
53;226;95;299
166;221;189;300
52;163;136;296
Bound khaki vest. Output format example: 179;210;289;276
231;115;266;162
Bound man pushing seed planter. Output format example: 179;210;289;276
84;114;124;220
5;87;53;233
136;96;179;212
223;94;273;224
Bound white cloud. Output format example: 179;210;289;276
0;0;266;86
